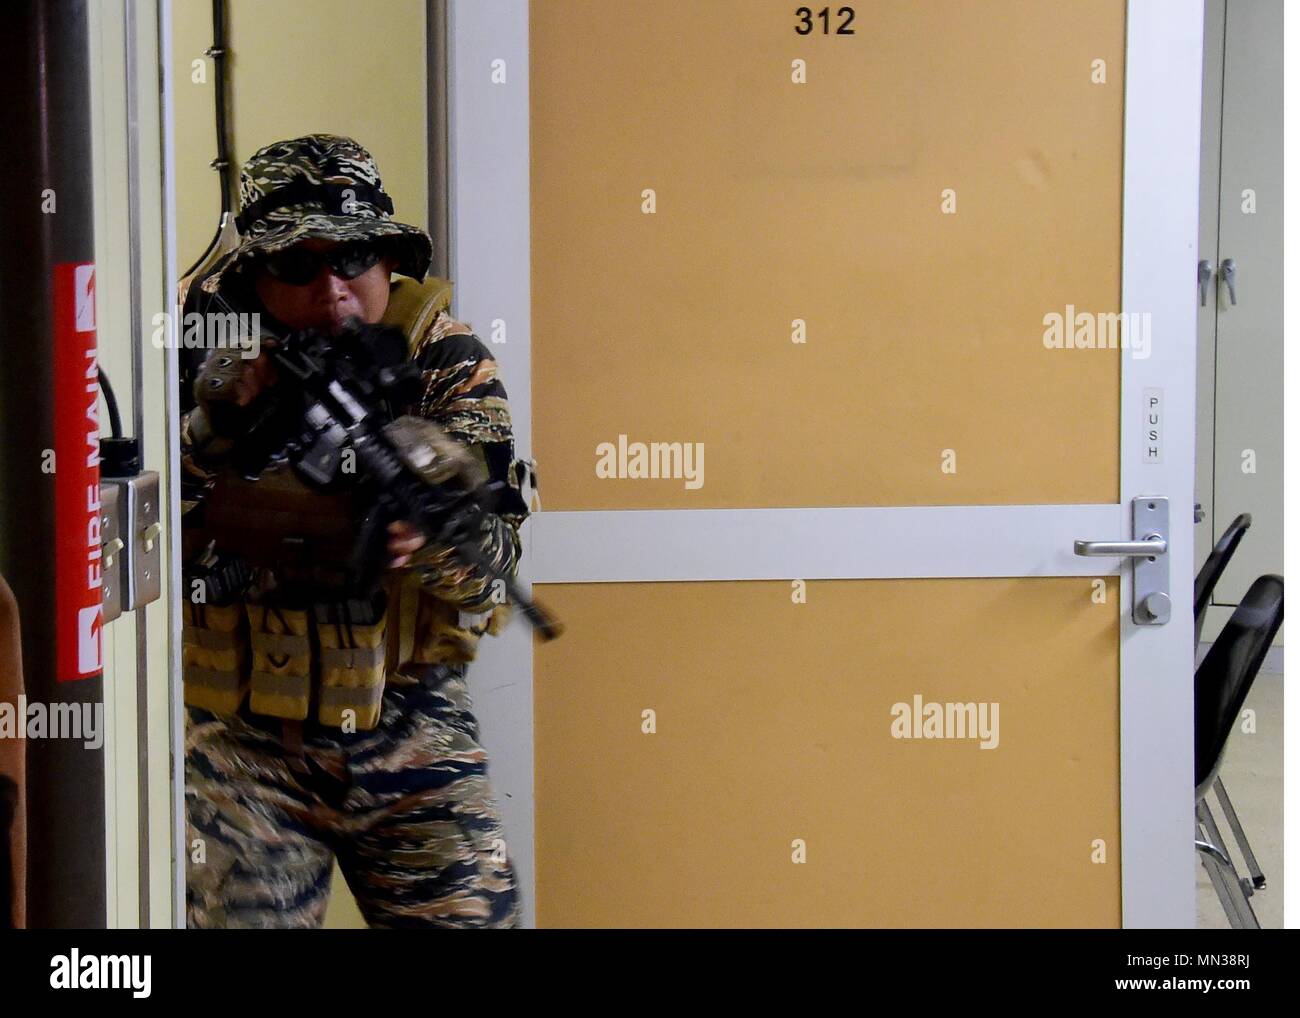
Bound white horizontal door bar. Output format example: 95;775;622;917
527;503;1130;582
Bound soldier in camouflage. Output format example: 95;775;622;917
180;134;529;928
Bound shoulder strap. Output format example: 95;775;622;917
381;276;454;356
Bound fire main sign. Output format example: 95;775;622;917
53;262;103;681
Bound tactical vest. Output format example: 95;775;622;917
180;276;524;732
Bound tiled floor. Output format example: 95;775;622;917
1194;668;1283;929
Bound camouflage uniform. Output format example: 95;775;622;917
185;663;518;928
180;135;529;928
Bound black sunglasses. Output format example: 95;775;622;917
258;240;388;286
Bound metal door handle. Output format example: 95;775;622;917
1220;257;1237;305
1198;259;1213;307
1073;497;1171;624
1074;536;1167;557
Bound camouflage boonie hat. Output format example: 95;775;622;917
199;133;433;295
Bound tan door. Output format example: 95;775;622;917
448;0;1202;927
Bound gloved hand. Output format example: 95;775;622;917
381;416;490;569
192;341;279;437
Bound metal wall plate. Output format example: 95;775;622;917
1132;496;1171;625
104;471;162;612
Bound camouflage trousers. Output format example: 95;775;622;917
185;662;520;928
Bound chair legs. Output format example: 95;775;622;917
1196;800;1261;929
1196;837;1254;928
1213;776;1266;890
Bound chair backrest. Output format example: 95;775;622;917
1194;573;1282;799
1194;513;1252;636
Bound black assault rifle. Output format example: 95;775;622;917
205;320;562;640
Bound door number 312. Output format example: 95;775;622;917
794;6;856;35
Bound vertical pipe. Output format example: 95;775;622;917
158;0;188;931
122;0;153;929
0;0;107;928
427;0;450;280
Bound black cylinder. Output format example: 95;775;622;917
0;0;107;929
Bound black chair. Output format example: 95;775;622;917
1193;573;1283;928
1191;513;1260;922
1194;513;1252;646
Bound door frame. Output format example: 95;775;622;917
447;0;1202;928
89;0;182;930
